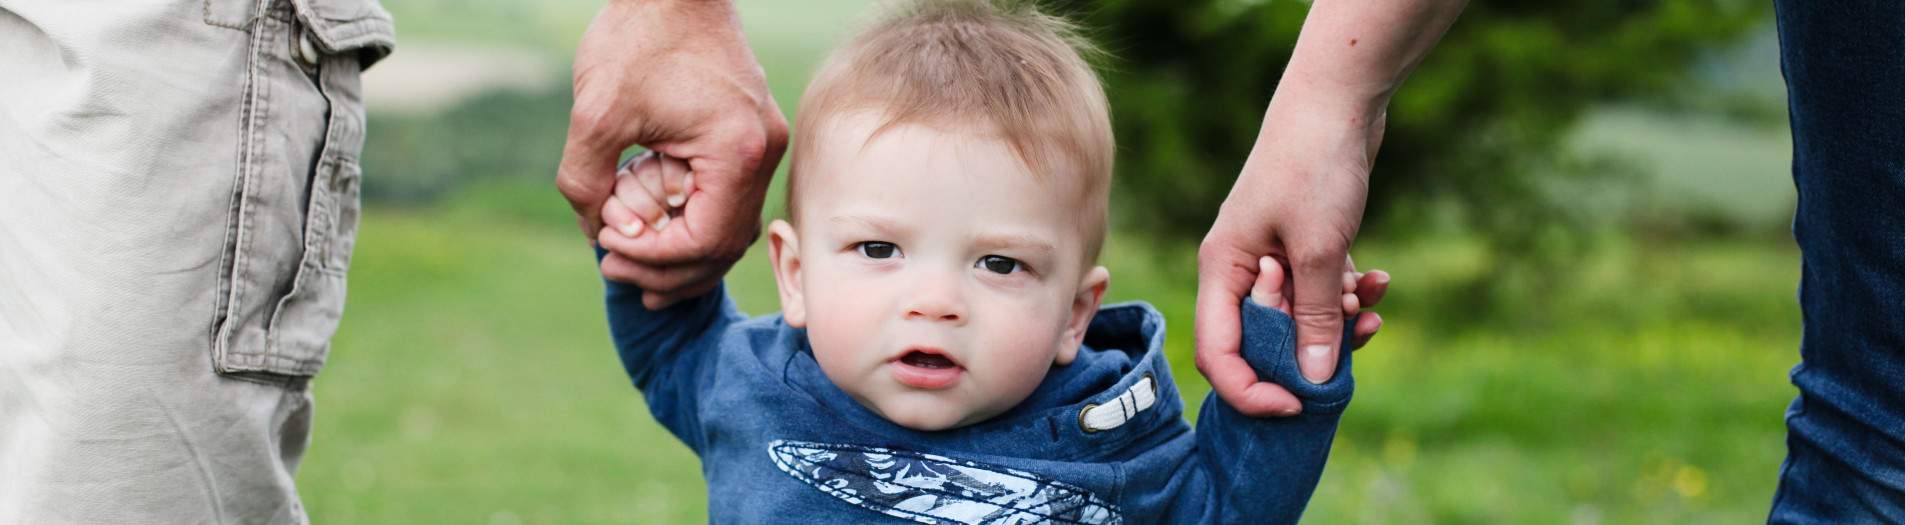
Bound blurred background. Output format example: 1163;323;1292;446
302;0;1796;522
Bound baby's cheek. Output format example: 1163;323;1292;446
980;316;1067;400
804;281;893;372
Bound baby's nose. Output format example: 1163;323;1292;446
902;274;967;324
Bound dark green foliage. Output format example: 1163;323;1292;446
360;88;574;203
1044;0;1769;240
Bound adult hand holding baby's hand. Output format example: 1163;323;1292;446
557;0;789;309
1197;90;1390;417
1247;256;1389;350
600;152;708;310
1196;0;1462;418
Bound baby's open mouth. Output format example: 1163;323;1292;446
899;350;957;369
889;348;963;389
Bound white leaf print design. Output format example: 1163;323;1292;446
767;440;1122;525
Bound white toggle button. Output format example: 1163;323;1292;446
1079;374;1157;433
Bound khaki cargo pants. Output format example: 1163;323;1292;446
0;0;392;522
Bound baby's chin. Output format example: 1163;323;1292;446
867;394;1015;432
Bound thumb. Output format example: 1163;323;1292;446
556;124;623;241
1291;251;1346;384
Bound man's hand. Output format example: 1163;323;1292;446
557;0;789;308
1195;0;1464;417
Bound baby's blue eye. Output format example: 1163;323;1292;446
978;255;1021;274
858;242;899;259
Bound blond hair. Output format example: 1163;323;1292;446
787;0;1115;260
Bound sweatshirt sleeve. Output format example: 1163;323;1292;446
1191;300;1358;524
599;248;747;453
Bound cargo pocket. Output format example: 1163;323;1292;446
211;0;388;380
261;158;362;377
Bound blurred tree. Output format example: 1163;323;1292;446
361;88;573;203
1048;0;1769;245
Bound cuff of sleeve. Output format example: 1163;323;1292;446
1238;299;1357;415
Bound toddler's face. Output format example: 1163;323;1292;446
769;115;1108;431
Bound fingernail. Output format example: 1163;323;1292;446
1277;407;1301;416
617;218;644;238
1301;344;1334;384
667;192;686;207
653;215;670;231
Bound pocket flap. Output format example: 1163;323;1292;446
289;0;396;67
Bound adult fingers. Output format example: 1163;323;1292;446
645;280;721;310
1291;243;1349;385
1357;269;1390;308
1196;241;1302;416
597;250;725;308
615;129;771;267
1351;312;1383;350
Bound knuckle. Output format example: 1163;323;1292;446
760;107;790;139
567;104;611;139
555;174;601;203
731;129;770;171
1288;247;1342;271
765;117;791;146
1291;301;1343;321
1197;233;1225;258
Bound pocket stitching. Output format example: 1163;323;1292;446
212;17;282;375
204;0;259;31
262;157;341;377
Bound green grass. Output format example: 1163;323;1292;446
323;2;1804;522
299;180;1801;523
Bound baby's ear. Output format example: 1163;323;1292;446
768;220;807;327
1057;266;1110;365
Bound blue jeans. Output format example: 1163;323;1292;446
1770;1;1905;522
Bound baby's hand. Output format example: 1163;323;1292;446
601;151;695;239
1249;256;1389;349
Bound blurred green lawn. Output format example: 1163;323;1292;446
307;0;1802;522
300;179;1799;523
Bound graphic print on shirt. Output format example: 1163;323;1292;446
767;440;1122;524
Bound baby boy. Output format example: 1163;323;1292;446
596;1;1382;523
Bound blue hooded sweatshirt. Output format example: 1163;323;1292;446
605;277;1356;524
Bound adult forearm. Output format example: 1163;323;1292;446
609;0;739;31
1271;0;1467;122
1196;0;1461;416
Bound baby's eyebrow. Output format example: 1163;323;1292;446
968;232;1057;258
829;214;906;235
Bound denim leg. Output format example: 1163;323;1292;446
1770;1;1905;523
